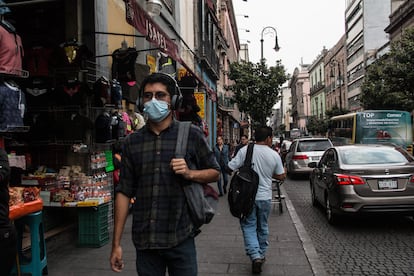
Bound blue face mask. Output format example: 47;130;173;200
143;98;170;122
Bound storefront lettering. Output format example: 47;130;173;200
146;21;168;51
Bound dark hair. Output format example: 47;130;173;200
241;135;248;140
140;73;177;96
254;126;272;142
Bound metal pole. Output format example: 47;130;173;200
338;61;342;111
260;26;280;63
260;38;264;62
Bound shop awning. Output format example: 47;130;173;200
124;0;216;101
125;0;180;61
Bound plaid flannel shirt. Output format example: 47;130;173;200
117;120;220;249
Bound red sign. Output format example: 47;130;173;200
125;0;181;62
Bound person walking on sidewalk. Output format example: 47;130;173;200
228;126;285;274
0;148;17;276
213;135;230;196
232;134;249;158
109;72;220;276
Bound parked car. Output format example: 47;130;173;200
308;144;414;224
280;140;292;164
285;137;333;178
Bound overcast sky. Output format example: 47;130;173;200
233;0;347;75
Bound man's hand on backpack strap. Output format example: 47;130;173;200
171;158;192;179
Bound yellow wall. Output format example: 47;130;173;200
107;0;136;68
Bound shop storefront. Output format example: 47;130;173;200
0;1;128;255
1;0;218;247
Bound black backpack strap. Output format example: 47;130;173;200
243;143;254;167
175;121;192;158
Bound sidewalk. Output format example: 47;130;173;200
45;186;327;275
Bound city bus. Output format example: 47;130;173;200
328;110;413;153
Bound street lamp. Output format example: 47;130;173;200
260;26;280;62
330;59;343;111
146;0;162;17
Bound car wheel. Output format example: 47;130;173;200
325;196;338;225
310;181;318;207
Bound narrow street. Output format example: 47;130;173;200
284;177;414;276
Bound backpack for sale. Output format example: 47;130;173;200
228;143;259;219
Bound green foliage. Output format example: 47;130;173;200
306;116;328;136
228;60;288;125
361;27;414;111
325;106;349;118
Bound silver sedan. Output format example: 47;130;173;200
308;144;414;224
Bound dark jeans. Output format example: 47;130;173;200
217;166;228;195
135;237;197;276
0;223;17;276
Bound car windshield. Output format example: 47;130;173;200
339;147;411;165
297;140;331;152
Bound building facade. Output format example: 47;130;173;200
345;0;391;111
308;48;327;120
324;35;347;112
289;65;311;135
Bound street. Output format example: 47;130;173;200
283;176;414;276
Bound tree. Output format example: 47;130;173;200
228;60;288;126
361;27;414;111
306;116;328;136
325;106;349;118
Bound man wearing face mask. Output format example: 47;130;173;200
110;72;220;276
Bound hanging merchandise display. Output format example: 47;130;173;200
111;79;122;109
111;43;138;83
0;80;25;131
0;1;122;251
0;15;26;132
57;39;93;69
158;53;176;76
0;19;24;76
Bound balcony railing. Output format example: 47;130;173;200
199;41;220;79
310;81;325;95
218;93;234;110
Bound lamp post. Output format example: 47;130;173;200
146;0;162;17
330;59;343;112
260;26;280;63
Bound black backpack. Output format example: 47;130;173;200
228;143;259;219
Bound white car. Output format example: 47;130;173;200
285;138;333;178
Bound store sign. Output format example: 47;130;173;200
146;54;156;73
194;92;205;119
125;0;180;62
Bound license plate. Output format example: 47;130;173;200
312;157;320;161
378;179;397;189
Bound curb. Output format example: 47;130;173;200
282;185;328;276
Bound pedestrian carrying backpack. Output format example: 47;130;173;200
228;143;259;219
